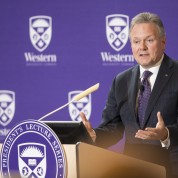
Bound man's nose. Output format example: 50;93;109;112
140;41;147;50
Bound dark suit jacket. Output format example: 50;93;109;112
94;54;178;176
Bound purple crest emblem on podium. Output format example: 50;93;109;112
1;120;66;178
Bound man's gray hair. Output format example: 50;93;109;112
129;12;166;38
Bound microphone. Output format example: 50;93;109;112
139;84;144;93
38;83;100;121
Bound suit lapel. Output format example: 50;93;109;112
128;65;140;123
143;55;174;127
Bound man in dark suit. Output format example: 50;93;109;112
80;12;178;178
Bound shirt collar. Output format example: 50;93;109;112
139;54;164;78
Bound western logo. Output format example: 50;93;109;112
101;14;134;66
68;91;91;121
1;120;66;178
106;14;129;52
0;90;15;127
25;15;57;66
29;16;52;52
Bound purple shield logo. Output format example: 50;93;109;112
0;90;15;126
68;91;91;121
29;16;52;52
106;14;129;51
18;143;46;178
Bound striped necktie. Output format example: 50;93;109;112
138;70;152;128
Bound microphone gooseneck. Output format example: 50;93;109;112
38;83;100;121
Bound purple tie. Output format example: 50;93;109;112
138;70;152;128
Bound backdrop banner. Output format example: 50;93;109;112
0;0;178;152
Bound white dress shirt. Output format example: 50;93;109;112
139;54;170;148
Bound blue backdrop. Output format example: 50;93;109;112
0;0;178;152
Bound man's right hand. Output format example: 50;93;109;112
80;112;96;142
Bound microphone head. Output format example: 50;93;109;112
73;83;100;101
140;85;144;93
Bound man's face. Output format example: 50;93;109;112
130;23;166;69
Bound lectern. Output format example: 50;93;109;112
0;142;166;178
64;142;166;178
44;121;166;178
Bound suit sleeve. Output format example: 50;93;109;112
94;77;125;148
168;123;178;148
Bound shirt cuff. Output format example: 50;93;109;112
160;127;170;149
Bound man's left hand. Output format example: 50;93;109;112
135;111;168;141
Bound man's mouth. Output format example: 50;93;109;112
139;54;149;56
